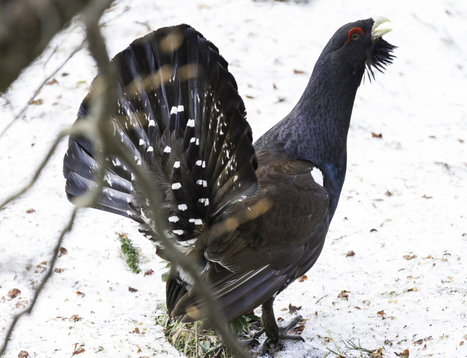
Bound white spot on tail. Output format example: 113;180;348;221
173;161;180;168
198;198;210;206
178;204;188;211
168;216;179;223
187;119;195;127
147;146;154;153
149;120;156;127
172;229;184;235
172;182;182;190
189;218;204;225
164;146;171;153
177;105;184;112
170;106;178;115
311;167;324;187
196;180;208;187
139;139;145;146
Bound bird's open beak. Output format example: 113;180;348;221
371;17;392;40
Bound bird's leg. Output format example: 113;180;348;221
258;296;304;354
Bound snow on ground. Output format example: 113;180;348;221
1;0;466;357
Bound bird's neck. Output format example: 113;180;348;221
264;54;364;213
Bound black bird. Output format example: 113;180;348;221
63;18;395;350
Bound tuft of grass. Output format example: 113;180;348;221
155;304;261;358
324;331;384;358
118;233;141;274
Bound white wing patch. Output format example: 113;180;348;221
311;167;324;186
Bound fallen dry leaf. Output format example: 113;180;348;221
403;254;416;260
144;269;154;276
129;287;138;293
395;348;409;357
377;310;386;319
46;78;58;85
346;250;355;257
30;99;43;105
337;290;350;300
297;275;307;282
54;268;64;273
293;69;305;74
8;288;21;299
26;208;36;214
72;347;85;356
288;303;302;314
289;324;305;335
76;291;85;298
132;327;140;334
69;315;82;322
18;351;29;358
59;247;68;257
371;132;383;138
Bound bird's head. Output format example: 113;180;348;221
321;17;396;82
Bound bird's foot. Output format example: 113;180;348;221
256;315;305;356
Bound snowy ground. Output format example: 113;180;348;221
1;0;467;357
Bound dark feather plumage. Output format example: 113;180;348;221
63;18;394;351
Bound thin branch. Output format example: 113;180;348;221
0;38;86;140
0;0;93;92
111;144;251;358
0;209;77;356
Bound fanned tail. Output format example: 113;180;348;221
63;24;258;243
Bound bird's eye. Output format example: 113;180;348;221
345;27;364;44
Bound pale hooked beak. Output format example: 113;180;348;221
371;16;392;40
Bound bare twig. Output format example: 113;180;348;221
0;39;86;140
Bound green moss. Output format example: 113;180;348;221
155;305;261;358
118;233;141;274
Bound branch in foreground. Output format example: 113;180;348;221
0;0;95;92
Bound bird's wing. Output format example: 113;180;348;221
170;155;331;322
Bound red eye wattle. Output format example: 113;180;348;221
345;27;363;44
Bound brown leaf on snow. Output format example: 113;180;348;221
395;349;409;357
403;254;416;260
30;99;43;105
144;269;154;276
129;287;138;293
371;132;383;138
26;208;36;214
132;327;140;334
293;69;305;74
18;351;29;358
59;247;68;257
297;275;307;282
46;78;58;85
407;287;418;292
69;315;82;322
289;324;305;335
337;290;350;300
376;310;386;319
346;250;355;257
72;347;85;356
54;268;64;273
76;291;85;298
8;288;21;299
288;303;302;314
422;195;433;199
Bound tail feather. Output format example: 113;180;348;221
63;24;258;242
